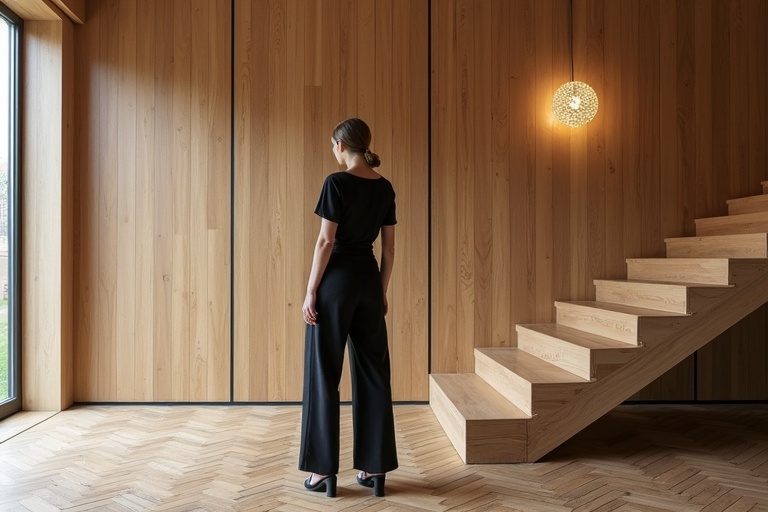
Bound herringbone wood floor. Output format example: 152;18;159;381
0;404;767;511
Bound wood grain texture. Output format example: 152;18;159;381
21;19;74;411
2;405;768;509
233;0;429;402
61;15;75;409
430;0;768;400
62;0;767;405
430;254;767;462
72;0;232;402
51;0;85;23
2;0;58;20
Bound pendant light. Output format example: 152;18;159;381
552;0;598;127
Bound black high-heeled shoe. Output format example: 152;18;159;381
357;472;386;497
304;474;337;497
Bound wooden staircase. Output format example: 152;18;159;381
429;181;768;463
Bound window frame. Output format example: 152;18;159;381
0;1;21;421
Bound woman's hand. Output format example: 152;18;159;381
303;291;318;325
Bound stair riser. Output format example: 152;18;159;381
695;212;768;237
475;352;533;415
595;281;689;314
516;329;592;380
465;420;527;464
626;259;731;285
727;195;768;215
595;281;732;314
532;385;590;416
592;349;640;379
665;234;768;259
429;377;528;463
556;305;640;345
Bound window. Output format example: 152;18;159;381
0;3;20;420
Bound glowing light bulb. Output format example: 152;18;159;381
552;81;598;127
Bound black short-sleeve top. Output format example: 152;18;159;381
314;171;397;255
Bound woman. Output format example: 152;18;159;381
298;118;398;498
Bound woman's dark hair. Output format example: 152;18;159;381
332;118;381;168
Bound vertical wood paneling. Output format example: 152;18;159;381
698;306;768;400
431;0;459;373
602;0;623;281
456;0;475;373
489;0;511;346
134;0;156;400
543;1;567;312
97;0;118;401
729;0;748;199
73;1;99;402
747;0;766;190
586;0;606;286
190;0;209;399
692;0;713;224
639;1;662;258
22;20;73;410
65;0;766;404
696;0;768;401
116;0;137;400
630;0;683;401
61;15;75;408
73;0;232;402
152;0;174;400
430;0;768;400
472;0;492;351
569;0;590;297
233;0;429;402
283;0;306;404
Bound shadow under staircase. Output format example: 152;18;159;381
430;181;768;463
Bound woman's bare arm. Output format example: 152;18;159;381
379;224;395;316
302;218;337;325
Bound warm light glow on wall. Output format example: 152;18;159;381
552;81;598;127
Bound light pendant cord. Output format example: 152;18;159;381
569;0;574;82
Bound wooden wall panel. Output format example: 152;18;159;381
66;0;765;404
61;14;75;409
73;0;232;402
697;306;768;400
431;0;768;400
233;0;429;402
21;18;75;411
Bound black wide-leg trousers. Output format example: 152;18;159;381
298;253;399;475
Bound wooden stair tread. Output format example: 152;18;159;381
475;347;589;384
694;211;768;224
429;373;530;420
664;233;767;243
517;323;642;350
556;300;687;318
593;278;732;290
626;257;729;264
727;193;768;206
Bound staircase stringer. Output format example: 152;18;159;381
525;263;768;462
